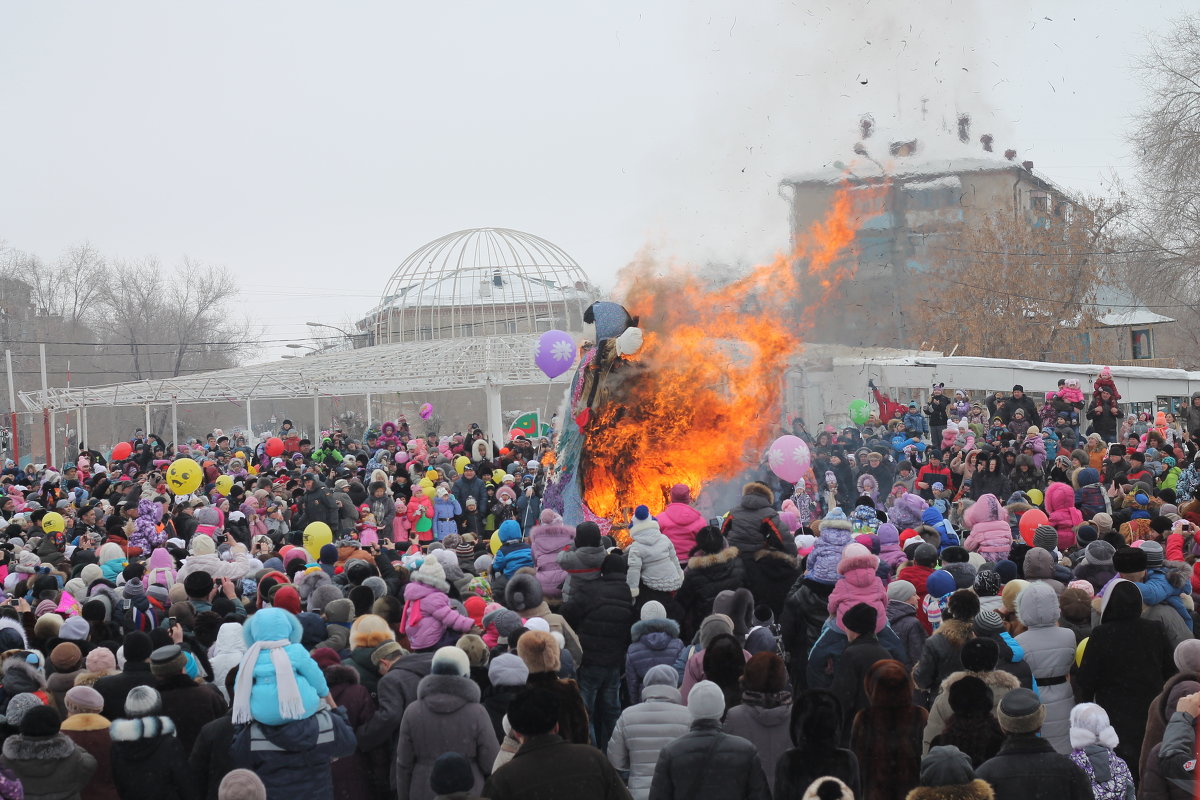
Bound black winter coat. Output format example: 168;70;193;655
482;733;632;800
648;719;770;800
742;549;799;618
94;662;158;721
300;477;339;529
828;635;892;740
110;716;198;800
675;547;745;641
773;745;860;800
975;734;1092;800
780;577;835;689
189;715;235;800
481;684;520;742
561;573;636;669
157;674;228;755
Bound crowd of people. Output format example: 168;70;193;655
0;380;1193;800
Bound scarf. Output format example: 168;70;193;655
231;638;304;725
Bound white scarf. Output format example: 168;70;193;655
231;638;304;725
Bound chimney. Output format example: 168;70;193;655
980;133;993;152
1004;149;1017;161
1022;160;1034;172
957;114;971;144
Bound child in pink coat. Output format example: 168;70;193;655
827;543;887;633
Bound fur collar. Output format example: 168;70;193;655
324;664;360;687
60;713;111;732
933;619;974;646
905;779;995;800
2;733;75;760
754;548;798;567
417;673;482;703
941;668;1020;694
110;716;176;742
631;617;680;642
687;547;740;570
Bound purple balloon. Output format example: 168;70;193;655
535;330;577;379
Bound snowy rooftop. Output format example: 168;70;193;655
784;156;1038;186
1095;308;1175;327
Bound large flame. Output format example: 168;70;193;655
581;186;873;519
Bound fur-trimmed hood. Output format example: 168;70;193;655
293;567;332;601
905;780;995;800
0;617;28;650
631;617;680;642
687;547;740;570
940;667;1020;696
110;715;176;742
742;481;774;505
324;663;361;687
2;732;76;761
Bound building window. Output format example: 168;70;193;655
1131;328;1153;360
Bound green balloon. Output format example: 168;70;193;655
848;399;870;426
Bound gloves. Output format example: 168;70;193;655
629;587;640;599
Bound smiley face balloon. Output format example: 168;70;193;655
214;474;234;496
166;458;202;495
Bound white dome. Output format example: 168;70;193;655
372;227;596;344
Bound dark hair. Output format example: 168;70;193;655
507;687;560;737
790;689;845;748
689;525;725;557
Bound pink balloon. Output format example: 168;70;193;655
419;403;433;420
767;435;811;484
394;452;409;465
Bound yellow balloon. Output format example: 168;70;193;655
215;475;234;496
303;521;333;552
1026;488;1044;507
489;530;502;554
492;469;506;484
1075;636;1088;668
166;458;203;495
418;478;434;489
422;486;436;499
41;512;65;535
426;469;439;482
454;456;470;476
234;451;245;460
248;465;259;475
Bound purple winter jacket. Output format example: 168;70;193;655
529;521;575;600
401;580;473;651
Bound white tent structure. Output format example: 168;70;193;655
19;227;594;465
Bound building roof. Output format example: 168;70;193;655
1095;308;1175;327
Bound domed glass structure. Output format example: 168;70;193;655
371;227;597;344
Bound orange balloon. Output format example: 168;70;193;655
1018;508;1049;546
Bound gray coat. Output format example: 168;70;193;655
394;674;500;800
721;702;791;793
1015;582;1077;753
558;545;607;604
649;719;770;800
606;685;691;800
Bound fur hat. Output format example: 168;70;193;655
1069;702;1119;749
429;752;474;796
149;645;187;677
487;653;529;687
960;637;1000;672
505;571;544;613
947;589;981;622
741;652;787;693
516;629;559;674
841;603;877;636
574;522;602;549
431;646;470;678
20;704;60;739
1112;546;1147;574
688;679;725;720
308;583;344;615
997;688;1045;734
455;634;489;668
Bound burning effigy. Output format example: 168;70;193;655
546;186;873;535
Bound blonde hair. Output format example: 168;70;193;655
349;613;395;648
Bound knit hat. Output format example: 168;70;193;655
914;543;938;567
1092;513;1114;534
1140;540;1165;568
516;630;559;674
505;572;544;613
150;645;187;677
994;559;1018;583
318;544;338;565
218;769;267;800
85;647;117;672
1112;546;1148;574
973;570;1002;597
644;663;679;689
960;637;1000;672
1174;639;1200;673
370;641;405;667
487;653;529;687
20;704;60;739
1033;525;1058;551
1084;540;1115;567
997;688;1045;734
429;752;474;796
1069;702;1119;750
1075;525;1098;546
1067;579;1095;598
841;603;877;636
973;609;1006;636
50;642;82;672
3;693;43;728
574;522;602;549
640;601;667;621
123;631;154;663
431;645;470;678
926;569;956;599
919;746;976;787
271;585;302;615
411;557;448;592
688;680;725;720
697;614;734;649
191;534;217;555
886;580;917;602
64;685;104;715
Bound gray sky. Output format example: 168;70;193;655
1;0;1191;357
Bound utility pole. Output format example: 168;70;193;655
4;350;17;463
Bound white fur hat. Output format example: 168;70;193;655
1069;702;1119;750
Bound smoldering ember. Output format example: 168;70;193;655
1;4;1200;800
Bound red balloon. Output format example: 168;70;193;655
112;442;132;461
1018;508;1049;546
499;447;510;456
265;437;284;458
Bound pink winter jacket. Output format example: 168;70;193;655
826;551;887;633
1044;482;1082;550
962;493;1013;560
401;580;473;650
657;502;708;563
529;521;575;599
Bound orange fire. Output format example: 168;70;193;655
581;186;873;519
